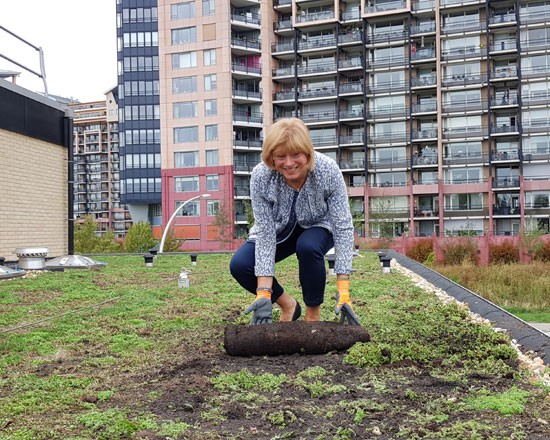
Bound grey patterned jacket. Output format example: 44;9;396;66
248;151;354;277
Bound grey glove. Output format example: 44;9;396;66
335;291;361;326
244;297;272;325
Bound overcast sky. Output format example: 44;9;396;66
1;0;117;102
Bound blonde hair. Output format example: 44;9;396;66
261;118;315;170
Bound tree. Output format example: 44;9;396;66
74;215;121;253
368;198;397;238
212;202;234;249
124;221;157;253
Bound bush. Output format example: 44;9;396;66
406;239;433;264
124;221;157;253
74;215;122;254
440;238;478;266
489;240;520;264
533;240;550;262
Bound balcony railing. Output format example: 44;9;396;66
299;87;337;99
370;181;408;188
520;9;550;24
233;162;258;172
441;46;486;60
365;0;406;13
302;110;337;123
231;11;260;26
523;151;550;161
369;158;408;169
232;63;261;75
491;124;519;134
274;0;291;6
370;131;408;143
232;89;261;100
298;35;337;50
340;159;365;169
367;30;407;44
297;62;337;75
368;106;408;119
489;12;516;25
412;128;437;140
412;102;437;113
443;126;485;138
272;66;295;77
368;55;408;68
411;76;437;87
411;48;436;61
341;11;361;22
412;0;435;11
339;57;362;69
522;93;550;106
340;109;364;119
441;20;486;34
338;30;362;44
274;19;292;31
339;82;363;94
410;22;436;34
444;207;488;217
443;153;487;165
492;150;519;161
490;40;517;52
442;99;485;113
493;205;521;215
295;10;335;23
234;186;251;197
443;177;487;185
367;79;408;92
441;73;486;87
272;41;294;53
231;38;261;50
493;176;520;188
490;66;517;79
490;94;518;107
311;135;338;147
413;155;438;165
233;138;263;149
233;111;263;124
273;90;296;101
340;134;364;144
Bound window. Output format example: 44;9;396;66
171;1;195;20
172;52;197;69
444;193;482;210
203;49;217;66
445;167;482;184
172;27;197;45
175;176;199;192
206;174;219;191
206;149;219;166
173;76;197;94
174;151;199;167
204;74;217;91
173;101;198;118
205;99;217;116
176;200;200;216
205;124;218;141
174;126;199;143
202;0;215;16
207;200;220;216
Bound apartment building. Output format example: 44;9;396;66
70;91;132;238
133;0;550;250
116;0;163;227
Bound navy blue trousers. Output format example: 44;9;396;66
229;226;334;307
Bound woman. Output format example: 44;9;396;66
229;118;360;325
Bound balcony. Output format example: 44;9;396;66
412;128;437;140
233;161;259;172
489;12;516;26
235;186;251;197
411;22;436;35
367;79;408;93
443;206;488;217
233;111;263;124
492;150;519;161
411;75;437;88
490;67;518;80
295;10;335;23
492;176;520;189
340;10;361;22
275;19;292;32
232;89;261;101
413;154;438;166
233;138;263;149
339;57;362;70
298;35;337;51
522;92;550;107
412;102;437;114
338;30;362;44
367;30;407;45
339;81;363;95
367;55;408;68
365;0;406;14
411;48;436;62
369;157;408;170
311;135;338;148
519;9;550;25
272;66;295;78
441;20;486;35
302;110;337;124
231;37;261;51
370;131;408;144
297;62;337;76
272;41;294;54
368;105;408;119
231;11;260;27
441;73;487;87
491;124;519;135
340;159;365;170
340;108;364;120
490;40;517;53
339;133;364;145
440;0;484;6
441;46;486;61
490;94;518;107
412;0;435;11
442;126;485;139
442;99;485;113
273;89;297;101
274;0;291;8
232;63;261;76
443;153;487;165
493;204;521;216
299;86;337;99
523;151;550;162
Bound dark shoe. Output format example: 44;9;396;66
292;301;302;321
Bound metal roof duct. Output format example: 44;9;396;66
45;255;107;270
0;265;27;280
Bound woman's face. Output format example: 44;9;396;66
272;148;309;187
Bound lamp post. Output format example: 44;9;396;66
158;193;211;254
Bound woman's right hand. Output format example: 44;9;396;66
244;289;273;325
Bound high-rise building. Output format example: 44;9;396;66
71;90;132;238
142;0;550;250
116;0;162;227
